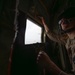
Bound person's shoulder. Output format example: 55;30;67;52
60;33;69;45
61;34;68;40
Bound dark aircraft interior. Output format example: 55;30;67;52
0;0;75;75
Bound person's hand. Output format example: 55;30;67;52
37;51;51;68
41;17;50;33
36;51;73;75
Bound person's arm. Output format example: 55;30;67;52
37;51;72;75
41;17;66;44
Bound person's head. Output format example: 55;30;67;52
58;7;75;33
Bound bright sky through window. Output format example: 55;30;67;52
25;19;42;44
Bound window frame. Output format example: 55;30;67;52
24;18;44;45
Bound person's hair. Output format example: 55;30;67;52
58;6;75;34
58;6;75;21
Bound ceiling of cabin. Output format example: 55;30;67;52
18;0;75;30
1;0;75;33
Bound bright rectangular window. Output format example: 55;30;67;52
25;19;42;44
